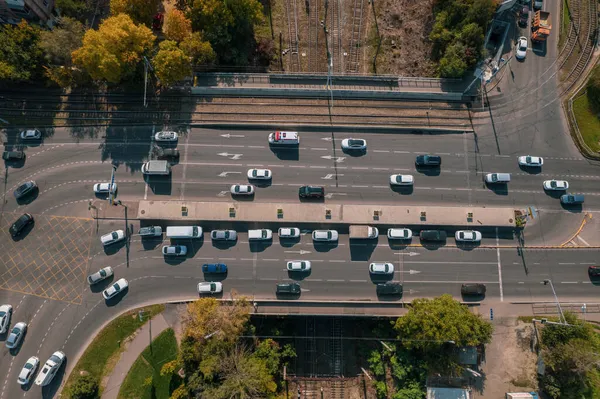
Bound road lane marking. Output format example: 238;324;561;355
350;280;368;283
559;262;576;265
402;261;498;264
561;282;579;284
496;228;503;302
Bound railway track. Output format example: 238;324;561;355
328;0;343;73
285;0;301;72
308;0;321;72
346;0;365;73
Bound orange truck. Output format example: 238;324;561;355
531;11;551;42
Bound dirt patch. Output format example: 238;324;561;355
372;0;437;77
474;318;538;397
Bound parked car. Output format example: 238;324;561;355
34;351;65;386
516;36;528;60
162;245;187;256
100;230;125;246
419;230;447;241
211;230;237;241
87;267;114;285
138;226;162;237
278;227;301;238
287;261;311;271
2;150;25;161
202;263;228;274
519;5;529;26
197;282;223;294
341;138;367;150
518;155;543;167
389;174;414;186
299;185;324;198
560;194;585;205
461;283;486;296
276;282;301;295
247;169;272;180
312;230;338;242
0;304;12;334
20;129;42;140
387;228;412;240
153;146;180;160
13;181;37;200
455;230;482;242
93;182;117;194
415;154;441;166
230;184;254;195
17;356;39;385
376;283;403;296
102;278;129;300
6;322;27;349
369;263;394;274
154;131;178;142
9;213;34;237
543;180;569;191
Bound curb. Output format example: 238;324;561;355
560;213;592;247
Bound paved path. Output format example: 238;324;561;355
101;313;170;399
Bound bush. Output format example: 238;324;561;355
65;374;99;399
586;65;600;113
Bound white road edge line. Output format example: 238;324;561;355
497;227;504;302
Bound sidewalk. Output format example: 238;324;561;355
101;313;170;399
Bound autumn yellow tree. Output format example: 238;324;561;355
163;9;192;43
110;0;160;25
152;40;192;87
72;14;155;83
180;32;216;65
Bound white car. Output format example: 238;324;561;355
278;227;301;238
341;138;367;150
102;278;129;300
230;184;254;195
6;322;27;349
34;351;65;386
518;155;543;167
0;304;12;334
287;261;311;271
389;174;414;186
211;230;237;241
162;245;187;256
17;356;39;385
20;129;42;140
455;230;482;242
154;131;178;142
387;228;412;240
543;180;569;191
312;230;338;242
93;182;117;194
516;36;528;60
197;282;223;294
101;230;125;246
87;266;114;285
369;262;395;274
247;169;272;180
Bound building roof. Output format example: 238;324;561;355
427;387;471;399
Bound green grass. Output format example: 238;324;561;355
64;304;165;397
572;94;600;153
559;0;571;48
118;328;179;399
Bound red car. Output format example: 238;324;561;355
152;13;164;30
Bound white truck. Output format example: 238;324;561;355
506;393;539;399
349;225;379;239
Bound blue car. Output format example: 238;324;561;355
202;263;228;274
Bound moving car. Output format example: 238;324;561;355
419;230;447;241
415;154;441;166
138;226;162;237
20;129;42;140
0;304;12;334
518;155;543;167
588;266;600;278
543;180;569;191
154;131;178;142
461;283;487;296
247;169;272;180
34;351;65;386
100;230;125;246
93;182;117;194
341;138;367;150
278;227;301;238
299;185;324;199
87;266;114;285
230;184;254;195
2;150;25;161
560;194;585;205
202;263;228;274
376;283;403;296
387;228;412;240
197;282;223;294
6;322;27;349
102;278;129;300
17;356;39;385
162;245;187;256
312;230;338;242
153;147;180;160
287;261;311;271
455;230;482;242
9;213;34;237
13;181;37;200
485;173;511;184
211;229;237;241
369;262;395;274
389;174;414;186
516;36;528;60
276;282;301;295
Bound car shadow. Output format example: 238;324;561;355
4;158;26;169
544;190;564;199
41;357;67;399
211;240;237;250
461;294;486;303
518;165;542;174
145;176;172;196
15;189;39;205
388;240;410;250
560;203;583;213
276;292;301;300
251;180;272;188
590;277;600;286
456;242;481;251
288;269;312;281
341;148;367;157
105;287;129;306
299;196;325;203
279;237;301;248
376;292;403;302
198;291;224;298
390;185;414;195
419;241;446;250
249;240;272;252
10;220;35;242
349;240;378;261
170;238;203;256
369;273;394;284
269;145;299;161
103;240;127;255
485;183;508;195
415;166;441;176
202;272;228;282
313;241;338;252
90;275;115;293
231;194;255;202
141;238;163;250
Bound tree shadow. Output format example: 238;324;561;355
349;240;378;261
249;240;272;252
269;145;299;161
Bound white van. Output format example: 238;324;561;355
268;131;299;145
485;173;511;184
141;160;171;175
166;226;202;238
248;229;273;240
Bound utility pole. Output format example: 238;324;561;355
543;279;566;324
143;56;154;108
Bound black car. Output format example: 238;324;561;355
419;230;447;241
588;266;600;277
2;151;25;161
153;146;180;160
461;283;486;296
9;213;34;237
276;282;301;295
519;6;529;26
376;283;403;296
13;181;37;199
299;185;324;199
415;154;441;167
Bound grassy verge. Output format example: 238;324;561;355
63;304;165;397
559;0;571;49
572;94;600;153
117;328;179;399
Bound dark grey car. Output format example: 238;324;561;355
13;181;37;199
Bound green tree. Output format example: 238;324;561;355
163;9;192;42
394;295;493;349
110;0;160;25
152;40;192;87
72;14;155;83
465;0;496;29
55;0;92;22
586;65;600;112
393;382;425;399
541;312;599;348
64;374;99;399
458;22;484;66
180;32;216;64
40;17;85;66
438;43;468;78
0;20;43;82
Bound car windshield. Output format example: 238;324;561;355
49;355;61;363
112;283;120;291
327;231;332;239
491;174;498;182
526;156;532;163
99;270;107;277
349;140;362;146
111;232;118;239
0;311;5;317
24;363;33;370
210;283;216;290
175;247;181;253
519;43;527;51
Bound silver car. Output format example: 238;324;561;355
247;169;272;180
102;278;129;300
100;230;125;246
230;184;254;195
197;282;223;294
287;261;311;271
0;304;12;334
278;227;301;238
211;230;237;241
312;230;338;242
154;131;178;142
35;351;65;386
87;267;114;285
518;155;543;167
20;129;42;140
341;138;367;150
543;180;569;191
6;322;27;349
369;262;394;274
17;356;39;385
387;228;412;240
455;230;482;242
162;245;187;256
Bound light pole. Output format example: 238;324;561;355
543;279;566;325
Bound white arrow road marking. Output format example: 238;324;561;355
217;191;228;197
408;289;420;294
322;173;344;180
220;134;245;138
321;155;345;162
325;193;347;199
321;137;333;141
398;269;421;275
218;152;243;160
394;252;420;256
218;171;242;177
284;250;312;255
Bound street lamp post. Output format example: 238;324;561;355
543;279;566;325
